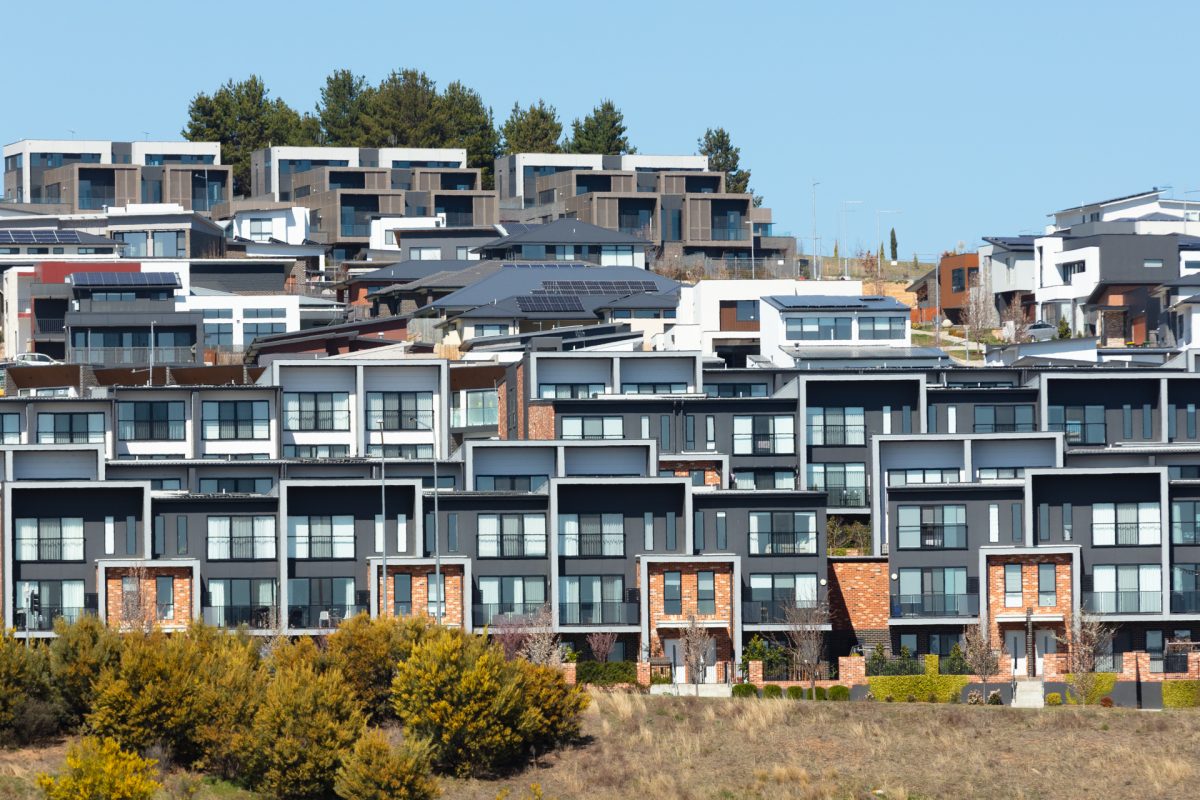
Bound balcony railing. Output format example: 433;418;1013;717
14;606;93;632
451;407;500;428
33;317;65;334
1151;652;1190;674
79;196;116;210
1083;591;1162;614
973;423;1036;434
478;534;547;559
1053;421;1106;445
1094;653;1123;673
209;537;276;561
202;605;278;629
733;433;793;455
442;212;474;227
558;601;638;626
807;424;866;446
472;602;547;627
72;346;195;366
340;223;371;237
823;487;868;507
289;536;355;559
119;421;186;441
1092;522;1159;546
287;604;366;628
742;599;817;624
709;227;749;241
15;537;85;561
285;410;351;432
890;593;979;618
560;534;625;557
1171;591;1200;613
897;524;968;550
749;533;816;556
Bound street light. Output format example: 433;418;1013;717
839;200;863;278
811;180;821;279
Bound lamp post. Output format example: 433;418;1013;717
811;180;820;279
839;200;863;278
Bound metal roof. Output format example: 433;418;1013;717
762;294;909;312
478;219;651;249
70;271;180;288
0;229;114;245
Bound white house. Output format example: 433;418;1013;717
758;294;913;367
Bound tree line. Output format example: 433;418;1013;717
181;70;755;200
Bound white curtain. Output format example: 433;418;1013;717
332;516;355;559
15;519;37;561
282;394;301;430
1093;504;1115;546
480;577;499;606
288;517;308;559
602;513;623;555
560;515;579;556
1139;503;1160;545
335;578;356;607
254;516;276;559
775;415;795;454
795;574;818;607
374;514;385;554
61;581;84;618
396;513;407;554
478;515;499;557
208;580;227;610
796;512;815;553
61;518;84;560
523;514;546;557
209;517;231;560
733;416;752;454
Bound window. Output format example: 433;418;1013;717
989;504;999;543
477;577;546;621
1090;564;1162;613
664;571;682;614
0;413;20;443
705;415;716;450
1063;503;1073;541
561;416;623;440
288;577;357;625
859;316;906;339
539;383;605;399
807;463;866;506
1012;502;1023;543
621;382;687;394
427;573;445;617
156;576;175;620
977;467;1024;481
1092;502;1159;546
283;393;350;431
393;574;412;614
559;513;624;556
474;324;507;338
177;516;188;554
475;474;548;492
152;230;185;257
973;405;1035;433
15;518;84;561
694;510;705;550
666;512;677;550
244;323;285;340
747;574;819;621
198;477;272;494
202;401;269;440
204;323;233;347
1172;501;1200;544
1004;564;1023;608
644;512;654;551
365;391;433;431
895;567;968;615
733;469;796;491
1038;563;1057;606
287;516;355;559
1145;259;1164;269
248;218;272;242
697;571;716;614
734;300;758;322
207;516;276;560
733;414;795;454
896;505;966;549
703;383;768;398
285;444;350;459
786;316;853;340
205;579;276;626
477;514;547;557
367;443;434;459
1048;405;1105;444
887;468;961;486
807;407;864;446
409;246;441;260
749;511;816;555
951;269;966;293
558;575;625;624
244;307;288;319
117;401;185;441
15;579;85;627
716;511;727;550
37;412;104;443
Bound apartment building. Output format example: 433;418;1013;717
2;140;231;214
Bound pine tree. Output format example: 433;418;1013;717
697;127;751;195
317;70;374;147
890;227;899;262
563;99;635;155
439;81;500;188
500;100;563;154
360;69;446;149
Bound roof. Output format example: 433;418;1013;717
905;268;936;293
477;219;650;250
0;229;115;245
352;260;481;285
70;271;180;289
459;323;642;353
1052;189;1162;215
383;261;505;295
782;346;948;361
762;294;909;312
982;235;1035;251
430;263;678;310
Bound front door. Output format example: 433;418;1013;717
663;638;684;683
1034;629;1057;676
703;638;718;683
1005;630;1026;676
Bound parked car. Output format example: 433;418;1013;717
1026;321;1056;342
13;352;61;366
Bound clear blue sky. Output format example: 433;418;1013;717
5;0;1192;258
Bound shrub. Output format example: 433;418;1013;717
863;691;875;702
37;736;160;800
1099;696;1114;708
0;633;62;745
799;686;828;700
1162;680;1200;708
883;695;894;702
867;674;971;704
246;662;366;800
575;660;637;686
927;693;938;704
650;673;672;685
761;684;783;699
905;694;917;703
334;728;439;800
327;615;438;722
949;692;960;704
966;691;984;706
391;627;587;777
1045;692;1063;706
740;635;788;679
1063;672;1118;706
786;686;804;700
48;614;122;728
191;633;265;780
731;683;758;698
939;643;970;675
987;690;1003;705
828;685;850;701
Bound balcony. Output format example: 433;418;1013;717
451;407;499;428
824;487;868;508
14;606;94;632
202;605;278;629
340;223;371;237
733;433;793;455
79;196;116;210
33;317;65;335
1171;591;1200;613
1093;522;1159;546
889;593;979;618
558;601;638;626
559;534;625;557
973;423;1036;434
442;212;474;227
709;227;749;241
15;537;85;561
478;534;547;559
1083;591;1161;614
749;532;816;556
1052;421;1106;446
472;602;547;627
807;425;866;447
742;599;817;624
72;346;195;366
287;604;367;628
1151;652;1190;674
897;524;967;550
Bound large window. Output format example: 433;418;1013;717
558;575;625;625
463;389;499;427
199;477;272;494
786;316;853;340
37;413;104;443
1048;405;1105;445
285;444;350;459
477;577;546;623
859;316;906;339
475;474;548;492
1038;563;1057;606
15;579;85;628
887;468;961;486
704;383;768;398
697;571;716;614
896;505;967;549
15;518;84;561
974;405;1035;433
202;401;269;440
539;383;605;399
1172;501;1200;544
288;515;355;559
732;469;795;491
287;577;357;627
117;401;185;441
621;382;687;394
807;463;866;507
561;416;623;440
1089;565;1162;613
733;414;795;454
207;516;276;560
365;392;433;431
248;218;272;242
894;567;969;616
807;407;864;446
1092;502;1159;546
283;392;350;431
749;511;816;555
559;513;624;556
477;513;547;557
0;413;18;443
747;573;819;621
205;579;276;627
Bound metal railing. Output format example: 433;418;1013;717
560;533;625;557
558;601;638;626
443;212;474;227
288;536;355;559
749;533;816;556
33;317;65;334
824;487;868;507
284;410;352;432
79;196;117;210
1053;421;1106;445
807;424;866;446
340;223;371;237
733;433;793;455
451;407;499;428
477;534;547;558
1171;591;1200;613
1092;522;1158;546
708;227;749;241
472;602;546;627
889;593;979;618
973;423;1036;434
742;599;816;623
897;524;968;550
208;537;276;561
202;605;278;629
1151;652;1190;674
118;421;186;441
368;410;435;431
15;606;93;632
287;604;366;629
15;537;85;561
72;346;195;366
1094;653;1123;673
1083;591;1162;614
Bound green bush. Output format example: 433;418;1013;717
905;694;917;703
939;643;970;675
1162;680;1200;708
37;736;160;800
828;685;850;701
927;693;938;703
987;690;1003;705
576;660;637;686
391;627;587;778
867;674;970;704
740;635;788;679
0;632;62;745
762;684;783;699
731;683;758;698
334;728;439;800
866;644;924;676
48;615;121;728
1063;672;1118;706
798;686;828;700
327;614;438;722
1045;692;1063;706
650;673;672;685
785;685;804;700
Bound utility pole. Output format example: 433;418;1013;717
811;180;820;279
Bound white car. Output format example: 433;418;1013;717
13;352;61;366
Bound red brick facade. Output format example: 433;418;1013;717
104;566;193;631
660;462;723;487
828;558;890;651
645;562;734;665
380;564;465;627
985;554;1073;643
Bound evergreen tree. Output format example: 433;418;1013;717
361;69;446;148
563;99;635;155
697;127;752;195
317;70;374;146
439;81;500;188
890;227;899;262
500;100;563;154
182;75;312;196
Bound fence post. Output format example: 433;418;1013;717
748;659;764;688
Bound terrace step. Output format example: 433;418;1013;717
1011;678;1045;709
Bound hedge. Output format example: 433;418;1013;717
575;660;637;686
828;685;850;701
732;683;758;698
1063;673;1117;706
1162;680;1200;708
866;675;970;703
1045;692;1062;706
762;684;783;699
785;686;804;700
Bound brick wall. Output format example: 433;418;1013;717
985;554;1072;643
381;564;465;627
661;461;723;487
496;379;508;439
527;402;555;440
646;562;734;663
105;566;193;631
828;559;890;652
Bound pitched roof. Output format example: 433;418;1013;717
477;219;651;250
431;263;677;310
762;294;909;312
1052;189;1161;215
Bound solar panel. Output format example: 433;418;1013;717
0;230;86;245
515;295;584;313
70;271;180;288
536;279;658;295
